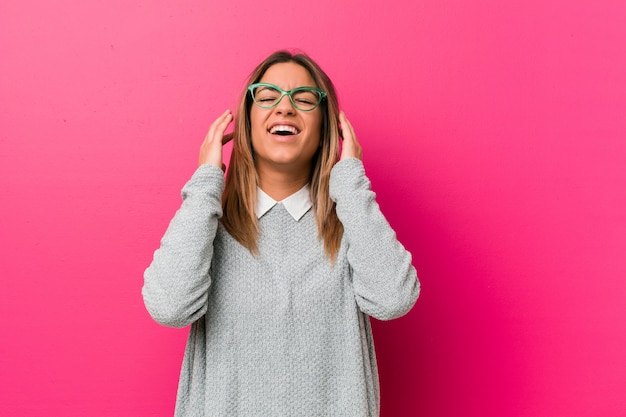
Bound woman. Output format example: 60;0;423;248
143;50;420;416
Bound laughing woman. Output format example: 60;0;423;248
143;50;420;417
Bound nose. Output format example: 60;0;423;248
274;93;296;115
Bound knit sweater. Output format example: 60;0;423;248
143;158;420;417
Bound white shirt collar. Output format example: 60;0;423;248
255;184;312;221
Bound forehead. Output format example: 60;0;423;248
258;62;317;89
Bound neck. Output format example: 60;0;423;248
256;163;311;201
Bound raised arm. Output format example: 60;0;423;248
330;113;420;320
142;111;233;328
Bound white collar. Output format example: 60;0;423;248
255;184;312;221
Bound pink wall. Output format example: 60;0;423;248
1;1;625;416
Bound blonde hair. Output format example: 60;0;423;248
221;50;343;261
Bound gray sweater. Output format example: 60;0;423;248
143;158;420;417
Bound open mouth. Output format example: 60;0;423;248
269;125;300;136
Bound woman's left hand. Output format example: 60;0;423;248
339;111;362;161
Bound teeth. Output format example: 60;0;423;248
270;125;299;135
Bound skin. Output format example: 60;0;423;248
198;63;362;200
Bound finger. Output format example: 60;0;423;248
342;112;358;143
207;110;233;144
340;112;359;145
338;111;362;161
338;111;350;141
199;110;233;167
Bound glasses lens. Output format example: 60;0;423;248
253;85;282;108
291;90;321;111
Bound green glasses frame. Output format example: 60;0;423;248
248;82;327;112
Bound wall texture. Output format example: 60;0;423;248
1;1;625;416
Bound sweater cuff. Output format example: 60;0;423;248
182;164;225;203
329;158;369;202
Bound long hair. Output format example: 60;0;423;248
221;50;343;261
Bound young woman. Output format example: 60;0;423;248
143;50;420;416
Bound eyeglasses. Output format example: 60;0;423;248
248;83;327;112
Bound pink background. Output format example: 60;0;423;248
1;0;625;416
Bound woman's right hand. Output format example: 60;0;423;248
198;110;233;169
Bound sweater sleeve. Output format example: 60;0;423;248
142;164;225;328
329;158;420;320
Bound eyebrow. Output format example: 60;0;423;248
257;84;280;91
256;83;319;92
